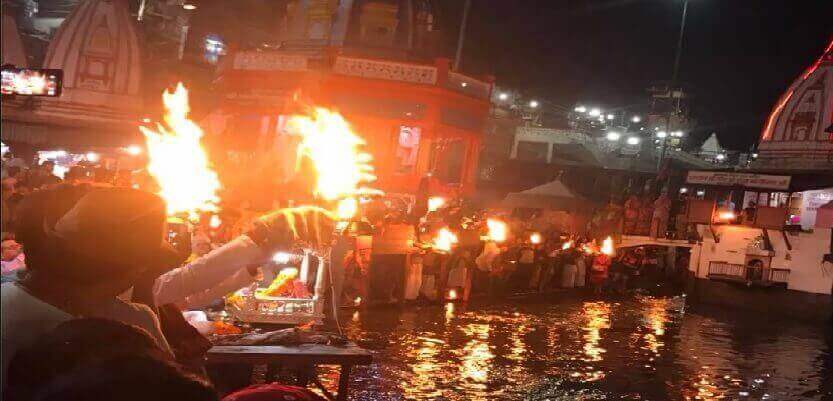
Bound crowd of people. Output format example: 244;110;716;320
0;154;690;400
1;155;339;400
2;156;146;282
335;193;689;308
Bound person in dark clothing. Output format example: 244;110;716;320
511;243;536;291
743;201;758;224
6;318;217;401
2;184;334;387
26;161;61;189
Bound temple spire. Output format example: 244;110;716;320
755;39;833;172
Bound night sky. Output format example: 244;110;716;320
441;0;832;150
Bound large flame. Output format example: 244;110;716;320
486;218;508;243
140;83;220;217
601;236;615;256
287;108;381;220
336;197;359;220
428;197;446;212
529;232;543;245
433;227;458;252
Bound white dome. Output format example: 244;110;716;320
37;0;142;124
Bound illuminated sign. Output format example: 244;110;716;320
686;171;791;190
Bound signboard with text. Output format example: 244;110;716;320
686;171;791;190
232;52;308;71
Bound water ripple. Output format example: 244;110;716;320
338;295;832;400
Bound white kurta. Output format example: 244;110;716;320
152;235;264;307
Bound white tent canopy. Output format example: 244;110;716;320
502;179;593;211
699;133;724;155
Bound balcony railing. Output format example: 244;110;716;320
768;268;790;283
333;56;438;85
707;261;790;286
232;52;309;71
707;261;746;278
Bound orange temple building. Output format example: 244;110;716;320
203;0;493;197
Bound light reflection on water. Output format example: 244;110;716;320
457;323;493;399
403;334;443;399
642;297;668;356
582;301;610;364
335;295;832;400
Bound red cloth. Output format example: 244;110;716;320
223;384;327;401
590;254;610;284
623;196;641;234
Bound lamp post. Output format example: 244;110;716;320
453;0;472;71
671;0;689;89
658;0;690;171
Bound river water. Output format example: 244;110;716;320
323;293;832;400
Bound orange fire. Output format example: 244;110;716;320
140;83;220;217
530;232;543;245
717;211;736;221
257;267;299;298
486;219;508;243
433;227;458;252
447;289;459;300
562;240;574;250
582;243;596;255
336;197;359;220
428;197;446;212
601;236;615;256
288;108;381;219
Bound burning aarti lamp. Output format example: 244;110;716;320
530;232;543;245
433;227;458;253
486;218;508;243
717;210;736;222
601;236;615;256
428;197;446;212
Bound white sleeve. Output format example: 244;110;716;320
177;268;257;310
152;235;263;306
476;242;499;271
